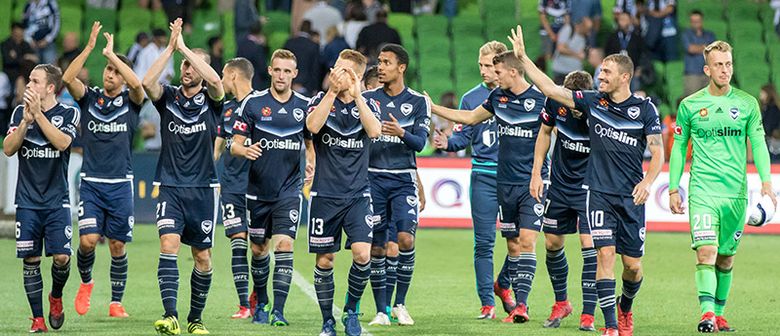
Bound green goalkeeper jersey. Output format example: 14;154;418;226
669;86;771;199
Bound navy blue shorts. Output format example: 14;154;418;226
220;192;248;237
248;195;302;244
498;183;545;237
543;185;589;235
369;171;418;245
308;194;374;254
16;207;73;258
156;186;218;249
587;190;646;258
78;180;134;242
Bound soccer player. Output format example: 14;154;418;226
508;25;664;336
142;18;225;335
530;70;597;330
427;50;548;324
228;51;313;326
306;49;381;336
668;40;776;333
362;43;431;326
432;41;515;319
62;22;143;319
4;64;79;333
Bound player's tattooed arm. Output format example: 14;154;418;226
508;25;575;109
423;91;492;125
63;21;101;101
102;32;144;105
175;25;224;101
633;134;664;205
530;124;554;202
143;18;181;101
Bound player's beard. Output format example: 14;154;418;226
182;78;203;89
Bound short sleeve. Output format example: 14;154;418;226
233;99;254;137
307;91;325;116
643;101;662;135
153;84;176;109
59;106;80;140
541;98;557;127
76;86;97;106
7;105;24;135
481;88;498;114
415;96;432;132
571;90;594;116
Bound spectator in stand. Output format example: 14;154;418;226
613;0;639;25
0;72;10;135
322;26;350;70
681;10;716;95
235;0;260;43
162;0;195;34
363;0;383;23
22;0;61;65
604;12;645;67
237;22;269;90
538;0;570;61
60;32;81;66
570;0;602;46
133;28;174;84
551;17;591;84
355;9;401;62
283;20;321;95
126;32;149;65
341;3;369;48
208;36;224;77
431;91;459;157
641;0;679;63
302;0;343;46
1;22;38;86
761;84;780;140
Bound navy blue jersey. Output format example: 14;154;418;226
216;98;248;194
447;83;499;163
8;104;79;209
77;87;141;180
481;86;548;185
541;98;590;192
307;91;380;198
233;89;310;201
152;85;223;187
365;87;431;170
572;90;661;196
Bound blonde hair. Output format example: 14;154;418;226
493;50;523;75
338;49;367;68
603;54;634;76
703;40;732;63
271;49;297;64
479;41;507;56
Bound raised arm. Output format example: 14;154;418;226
347;68;381;138
176;32;224;100
508;25;575;109
32;92;76;151
426;92;492;125
62;21;101;101
530;124;554;202
102;32;144;105
142;19;181;101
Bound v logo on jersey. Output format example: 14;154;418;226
730;107;740;120
533;203;544;217
289;209;299;223
524;99;535;111
627;106;640;119
401;103;413;116
293;108;304;122
201;220;213;234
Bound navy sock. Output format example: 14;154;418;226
370;256;387;313
597;279;618;329
515;252;536;305
230;238;250;307
251;254;270;305
497;255;512;289
394;249;415;306
188;268;213;322
272;251;293;313
314;266;334;322
507;254;520;300
23;260;44;317
620;278;642;313
158;253;179;318
110;253;128;302
50;260;70;299
345;261;371;312
546;248;568;302
385;256;398;311
581;248;598;315
77;248;95;284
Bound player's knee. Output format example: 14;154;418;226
251;241;270;257
108;239;126;256
696;246;718;264
716;255;734;270
596;247;615;260
316;254;335;269
397;233;415;250
230;232;248;240
78;235;99;252
544;234;564;251
518;236;536;252
52;254;70;266
159;234;180;254
371;246;386;257
23;256;41;264
386;242;399;256
274;237;293;252
623;261;642;278
353;250;371;265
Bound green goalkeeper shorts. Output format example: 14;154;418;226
689;196;747;256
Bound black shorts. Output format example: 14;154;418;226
78;180;134;242
220;192;248;237
368;171;418;246
156;186;218;249
543;185;589;235
247;195;302;243
587;190;646;258
16;207;72;258
498;184;545;237
308;194;374;254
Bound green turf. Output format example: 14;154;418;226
1;225;779;335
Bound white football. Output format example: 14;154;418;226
747;194;776;227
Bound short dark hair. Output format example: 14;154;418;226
135;32;149;43
115;54;133;69
380;43;409;66
563;71;593;91
152;28;166;37
33;64;63;92
363;65;378;86
376;9;388;20
493;50;524;75
690;9;703;17
299;20;312;34
11;22;24;30
225;57;255;80
207;36;221;49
